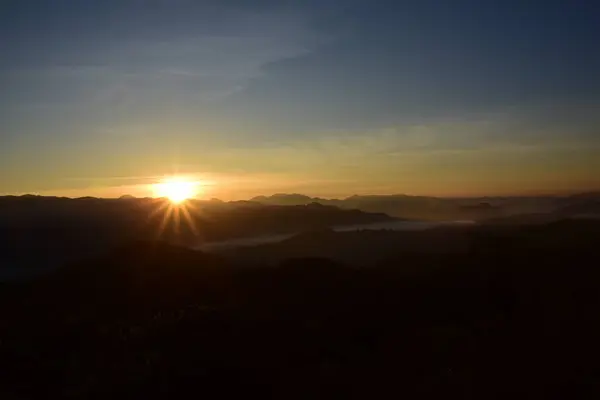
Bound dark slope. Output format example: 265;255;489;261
0;196;392;274
1;221;600;398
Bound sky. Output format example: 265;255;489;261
1;0;599;199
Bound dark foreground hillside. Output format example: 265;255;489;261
1;220;600;399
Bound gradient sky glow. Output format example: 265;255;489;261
1;0;599;199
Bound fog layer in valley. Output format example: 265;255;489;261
198;219;476;251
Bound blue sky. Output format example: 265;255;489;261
1;0;599;198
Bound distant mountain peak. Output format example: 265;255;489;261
250;193;315;205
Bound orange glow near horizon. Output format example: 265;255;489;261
152;177;201;204
148;176;205;242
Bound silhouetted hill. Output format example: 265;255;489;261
555;192;600;216
250;192;600;221
0;195;392;276
3;193;599;278
225;225;474;265
181;202;391;242
222;218;600;265
249;193;559;220
250;193;317;205
1;220;599;398
12;242;229;315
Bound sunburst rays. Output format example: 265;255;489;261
148;198;202;243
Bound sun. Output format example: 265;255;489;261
147;176;205;241
152;177;199;204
